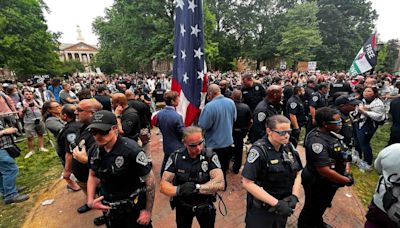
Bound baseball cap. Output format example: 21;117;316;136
87;110;117;131
334;95;361;106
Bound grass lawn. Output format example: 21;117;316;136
0;135;62;228
352;124;390;207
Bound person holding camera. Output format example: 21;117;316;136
0;119;29;204
18;89;48;158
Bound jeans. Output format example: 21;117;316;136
0;149;18;200
354;122;377;165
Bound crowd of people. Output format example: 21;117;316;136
0;69;399;227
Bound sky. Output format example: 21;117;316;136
43;0;400;44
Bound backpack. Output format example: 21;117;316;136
379;174;400;225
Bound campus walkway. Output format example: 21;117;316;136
22;130;366;228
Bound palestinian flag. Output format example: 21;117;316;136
348;33;378;76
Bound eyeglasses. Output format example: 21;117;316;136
271;129;292;136
90;128;111;136
326;119;342;126
187;139;204;148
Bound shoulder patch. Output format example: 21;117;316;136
115;156;124;168
290;102;297;109
164;157;173;171
136;151;149;166
66;133;76;143
211;155;221;168
312;96;318;102
247;149;260;163
257;112;266;122
311;143;323;154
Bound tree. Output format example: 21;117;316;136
60;60;85;76
0;0;61;79
376;39;400;73
314;0;377;70
277;2;322;67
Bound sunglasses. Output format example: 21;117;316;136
90;128;111;136
326;119;342;126
187;139;204;147
271;129;292;136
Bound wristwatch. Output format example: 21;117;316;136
195;184;201;191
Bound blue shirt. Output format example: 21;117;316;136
198;95;236;149
48;85;62;103
156;106;184;155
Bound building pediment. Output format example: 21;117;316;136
60;42;98;52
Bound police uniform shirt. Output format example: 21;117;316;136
305;129;347;176
121;107;141;141
89;136;151;201
72;124;96;183
286;96;307;126
252;100;282;142
241;83;266;111
242;137;303;199
338;112;353;147
57;120;82;164
309;92;327;109
164;148;221;204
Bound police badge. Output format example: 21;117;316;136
290;102;297;109
258;112;266;122
201;161;208;172
115;156;124;168
247;149;259;163
136;151;149;166
312;96;318;102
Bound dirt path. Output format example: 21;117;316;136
22;131;367;228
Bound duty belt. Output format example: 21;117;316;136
103;187;146;210
179;200;213;213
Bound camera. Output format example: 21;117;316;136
29;102;35;107
34;119;40;125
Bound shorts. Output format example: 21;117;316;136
24;122;45;138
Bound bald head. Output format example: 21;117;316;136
231;89;242;101
112;93;128;108
208;84;221;100
266;85;282;104
125;90;135;100
79;99;103;111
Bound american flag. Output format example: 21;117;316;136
171;0;208;126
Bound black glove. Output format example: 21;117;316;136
177;182;196;196
268;200;293;217
283;194;299;209
291;128;301;140
344;173;354;186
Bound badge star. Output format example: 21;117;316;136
191;24;201;37
181;50;186;60
180;24;186;37
188;0;197;13
175;0;184;10
183;72;189;83
194;47;203;59
197;70;203;80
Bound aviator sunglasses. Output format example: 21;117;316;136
271;129;292;136
187;139;204;147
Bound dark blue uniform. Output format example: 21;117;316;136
242;137;303;228
89;136;152;228
306;91;328;134
165;148;221;228
252;100;282;143
73;124;96;183
56;120;82;166
299;129;350;228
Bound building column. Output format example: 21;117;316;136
79;53;83;62
64;53;68;61
87;53;91;63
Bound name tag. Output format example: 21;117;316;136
177;169;185;173
270;160;279;164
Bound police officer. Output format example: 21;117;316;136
334;95;361;148
252;85;282;143
304;79;317;116
242;115;303;228
57;104;82;191
286;86;307;147
87;110;155;228
306;83;328;134
329;73;352;102
241;73;266;112
160;126;224;228
298;107;354;228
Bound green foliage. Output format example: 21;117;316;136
0;135;62;228
59;60;85;76
315;0;377;70
376;39;399;73
277;2;322;67
0;0;62;79
92;0;175;73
